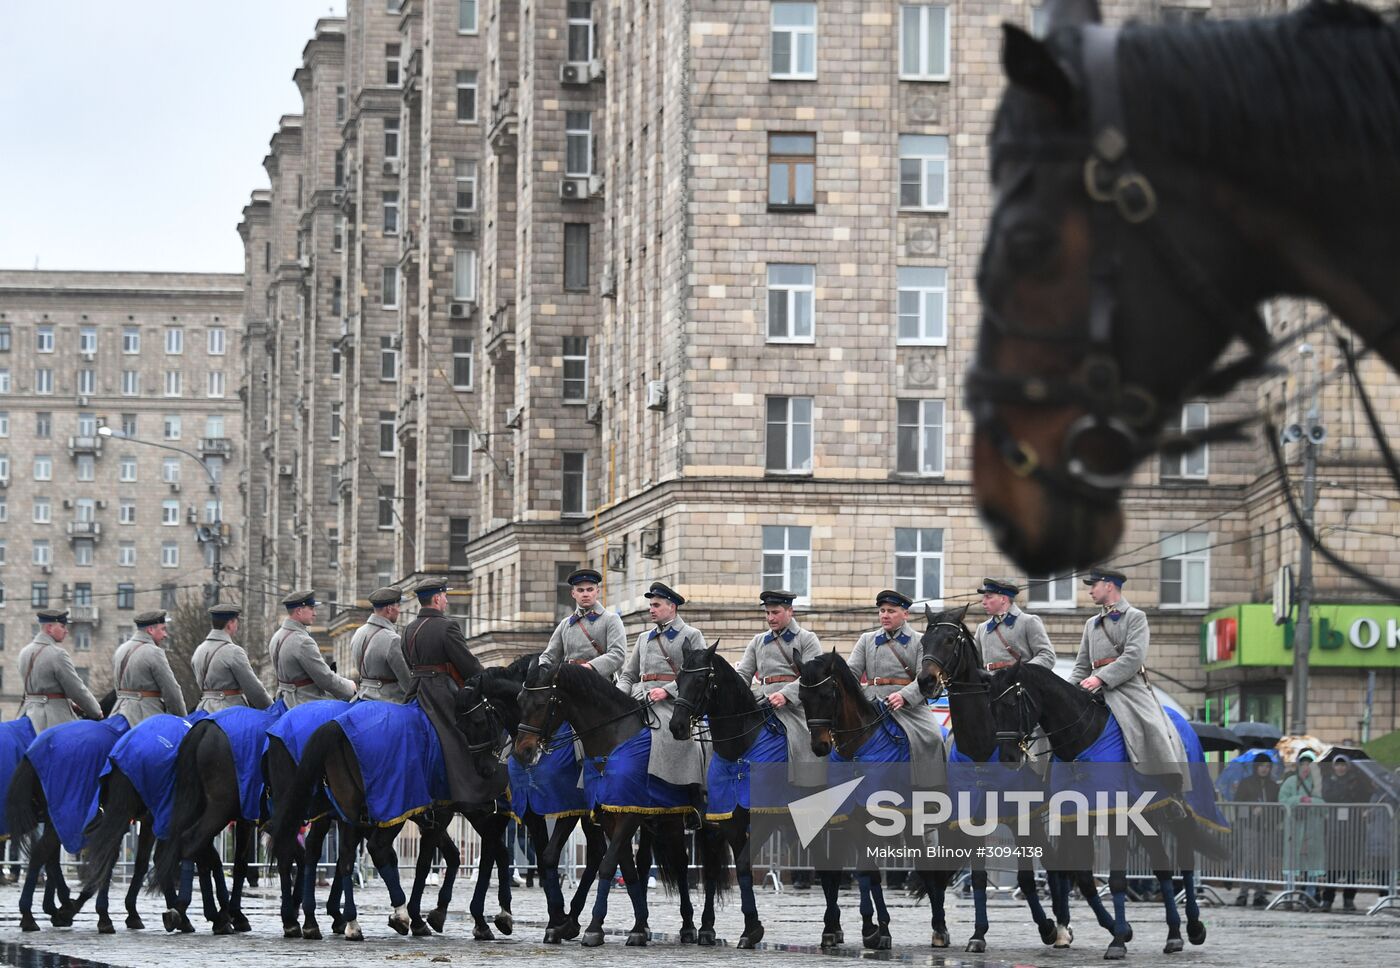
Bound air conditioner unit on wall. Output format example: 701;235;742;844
383;158;400;176
588;59;605;81
449;301;475;320
640;525;663;560
278;463;294;477
586;401;603;425
450;216;478;235
645;380;667;412
606;545;626;572
599;266;616;299
588;174;605;197
504;407;522;429
560;63;587;85
559;178;588;200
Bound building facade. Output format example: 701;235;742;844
0;270;244;713
238;0;1400;743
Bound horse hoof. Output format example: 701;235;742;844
1055;924;1074;949
388;914;410;936
966;938;986;954
494;911;514;935
126;913;145;931
344;920;364;942
559;918;582;941
821;931;841;950
679;925;699;944
543;927;560;944
1164;937;1184;954
283;924;303;939
1038;919;1058;946
232;913;252;933
931;929;950;948
177;912;196;934
331;918;345;936
302;919;322;941
1105;940;1127;960
49;911;74;928
862;924;881;950
625;929;649;946
581;928;606;947
474;923;495;941
212;917;234;936
1187;920;1206;945
739;923;763;948
98;917;116;935
20;913;40;933
428;908;448;933
413;919;433;938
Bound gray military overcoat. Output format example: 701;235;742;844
540;604;626;679
848;622;947;786
16;632;102;731
735;619;823;782
269;618;355;708
616;616;707;786
351;614;410;702
192;630;272;713
111;632;186;726
974;605;1057;670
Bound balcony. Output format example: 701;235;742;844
68;605;100;625
486;299;515;359
66;520;102;541
68;435;103;457
198;437;232;457
489;84;518;153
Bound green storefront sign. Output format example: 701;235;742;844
1201;604;1400;670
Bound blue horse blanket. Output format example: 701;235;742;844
103;714;192;839
706;716;789;820
28;717;129;853
583;726;689;815
210;705;284;822
1165;707;1230;831
264;699;348;763
334;701;447;825
0;718;37;839
508;722;588;820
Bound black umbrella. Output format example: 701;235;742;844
1189;721;1244;753
1231;721;1283;749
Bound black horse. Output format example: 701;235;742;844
988;661;1226;959
972;0;1400;574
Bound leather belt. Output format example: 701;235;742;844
762;675;797;684
986;660;1018;671
411;663;455;677
1092;657;1117;669
24;692;67;701
118;689;162;698
569;658;592;666
201;689;243;698
641;674;675;682
278;677;314;688
872;677;912;686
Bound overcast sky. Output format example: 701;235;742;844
0;1;345;274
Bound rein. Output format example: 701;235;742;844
674;663;776;746
517;678;651;753
920;621;983;698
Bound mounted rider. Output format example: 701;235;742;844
268;590;355;708
17;608;103;731
539;568;627;680
735;588;823;784
973;578;1056;672
110;611;187;726
350;586;411;702
616;581;708;828
192;603;272;713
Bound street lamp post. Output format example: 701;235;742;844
97;426;223;601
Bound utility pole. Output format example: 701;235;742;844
1288;342;1323;736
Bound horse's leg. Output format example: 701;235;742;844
818;865;843;949
919;868;952;947
334;824;362;942
126;820;154;930
966;859;990;953
581;816;629;947
1104;837;1130;960
661;822;698;943
299;817;331;938
1156;864;1185;953
570;819;604;926
432;825;464;934
491;818;512;930
1181;870;1206;945
367;823;410;935
226;821;252;932
856;867;877;948
615;818;650;946
1018;864;1056;946
528;814;566;940
732;820;763;948
466;822;498;940
406;822;436;936
1045;869;1075;947
321;819;346;932
18;833;45;931
198;843;232;934
277;841;302;937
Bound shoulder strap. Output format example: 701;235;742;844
357;625;392;672
650;633;680;676
992;625;1019;660
118;641;148;689
882;636;917;679
270;628;294;675
576;616;606;656
772;633;803;677
196;639;231;686
404;619;426;665
24;644;51;694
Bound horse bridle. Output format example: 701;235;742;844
920;621;985;699
516;670;655;753
800;669;890;742
969;24;1277;503
458;694;509;757
674;662;779;746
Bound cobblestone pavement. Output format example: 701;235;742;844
0;878;1396;968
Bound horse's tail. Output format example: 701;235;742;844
1180;811;1231;864
5;757;43;852
80;767;143;895
265;721;341;863
152;719;214;896
699;824;733;899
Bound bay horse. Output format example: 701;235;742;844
512;658;720;947
454;668;610;943
988;661;1228;959
972;0;1400;575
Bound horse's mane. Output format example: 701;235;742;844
1119;1;1400;188
802;651;879;714
489;651;537;683
526;659;638;716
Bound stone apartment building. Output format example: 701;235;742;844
239;0;1400;741
0;270;244;714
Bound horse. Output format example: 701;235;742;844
971;0;1400;575
796;650;955;950
513;658;720;948
988;660;1228;959
454;668;609;943
915;604;1115;950
670;641;813;949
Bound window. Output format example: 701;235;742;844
0;369;8;394
36;326;54;353
377;485;395;529
119;456;137;482
333;215;344;252
334;148;345;188
384;118;400;160
765;396;814;473
453;249;477;301
121;370;139;395
329;467;340;504
768;133;816;209
122;327;140;353
0;325;8;351
76;369;95;395
208;327;226;355
76;455;94;482
331;276;343;317
336;85;346;122
762;525;811;601
164;415;181;440
894;527;943;604
79;327;97;354
456;70;478;122
900;4;950;80
896;399;945;475
1161;532;1210;608
449;518;471;567
565;112;593;176
162;500;180;526
451;337;473;389
383;191;399;234
117;583;135;609
380;336;398;380
205;500;220;524
771;2;817;78
207;371;225;398
33;455;52;481
120;414;136;437
35;368;53;394
32;583;49;608
1161;403;1210;479
77;413;96;436
382;266;398;308
1027;572;1076;608
331;343;342;376
164;370;182;397
32;540;51;567
0;454;7;482
897;266;947;344
379;412;396;455
899;134;949;210
165;327;183;354
767;263;815;341
562;336;588;402
330;403;342;441
459;0;478;32
74;540;93;567
162;458;180;483
562;451;587;516
119;499;136;524
328;527;340;568
567;0;595;61
451;429;473;479
454;160;477;211
162;542;179;568
0;539;5;567
160;584;177;610
0;495;6;521
564;223;590;291
0;412;7;437
386;43;401;86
